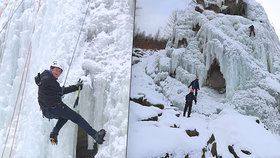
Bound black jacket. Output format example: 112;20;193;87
185;92;197;104
188;79;200;90
249;25;254;30
38;70;78;108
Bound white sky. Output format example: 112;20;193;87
135;0;187;35
255;0;280;38
135;0;280;39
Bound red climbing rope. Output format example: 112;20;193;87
9;2;41;156
1;0;41;157
0;0;9;17
1;0;90;156
9;43;33;158
0;0;24;35
0;0;19;63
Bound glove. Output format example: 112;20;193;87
76;79;83;90
35;73;42;86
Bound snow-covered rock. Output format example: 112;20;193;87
0;0;133;157
168;0;280;132
128;0;280;157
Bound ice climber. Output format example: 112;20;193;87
35;61;106;145
188;77;200;98
249;25;255;37
183;89;197;117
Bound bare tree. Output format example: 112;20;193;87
154;29;161;41
164;10;179;42
133;27;167;50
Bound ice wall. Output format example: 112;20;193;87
0;0;132;157
81;1;133;157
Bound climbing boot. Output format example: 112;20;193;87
50;132;58;145
95;129;106;145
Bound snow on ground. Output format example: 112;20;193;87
0;0;133;158
127;50;280;157
130;53;171;107
128;1;280;156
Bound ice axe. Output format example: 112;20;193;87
74;79;82;108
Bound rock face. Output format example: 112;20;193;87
186;129;199;137
141;116;158;121
207;134;215;145
76;128;98;158
222;0;247;16
170;124;180;128
241;149;251;155
211;142;218;157
200;134;222;158
162;153;175;158
192;23;201;32
205;3;221;13
196;0;247;16
130;97;164;109
206;58;226;91
228;145;240;158
196;0;205;6
207;134;219;157
178;38;188;48
195;6;204;13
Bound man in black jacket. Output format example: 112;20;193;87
188;77;200;98
36;61;105;145
183;90;197;117
249;25;255;37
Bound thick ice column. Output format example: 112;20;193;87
158;56;171;74
175;66;196;85
171;49;183;74
92;77;108;130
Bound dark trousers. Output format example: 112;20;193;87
193;89;198;98
42;103;97;140
183;101;193;117
250;30;255;37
